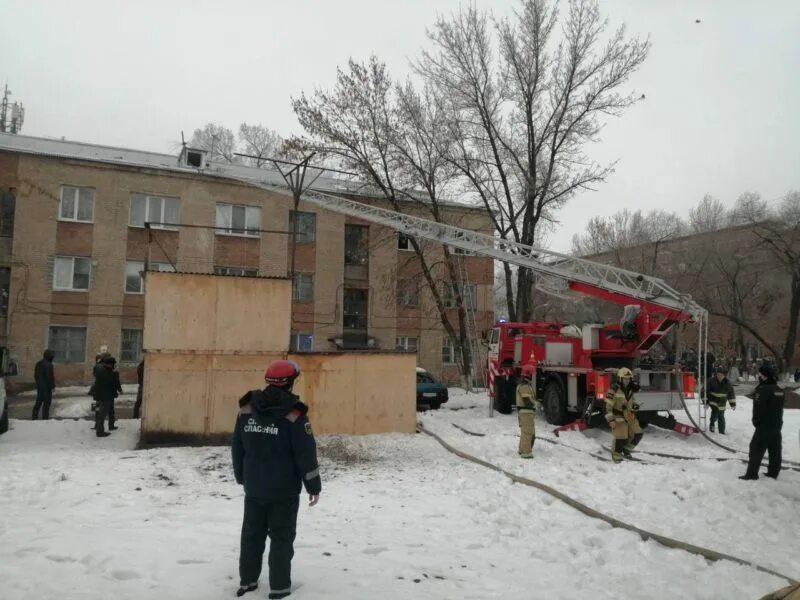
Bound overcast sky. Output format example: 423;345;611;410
2;0;798;251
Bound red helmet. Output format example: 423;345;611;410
265;360;300;387
521;365;536;378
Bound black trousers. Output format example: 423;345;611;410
745;428;782;478
133;387;143;419
94;398;116;433
709;406;726;433
239;495;299;595
32;389;52;420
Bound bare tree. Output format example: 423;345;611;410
291;57;478;386
238;123;283;166
689;194;728;233
417;0;650;321
190;123;238;163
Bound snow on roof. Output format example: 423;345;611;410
0;132;485;212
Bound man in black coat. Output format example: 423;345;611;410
93;355;122;437
133;359;144;419
32;349;55;420
740;364;785;480
232;359;321;599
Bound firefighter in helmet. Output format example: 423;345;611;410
704;365;736;434
516;365;539;459
605;367;643;462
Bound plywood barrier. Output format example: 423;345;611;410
140;273;417;444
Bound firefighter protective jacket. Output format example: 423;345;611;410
605;382;640;424
232;386;322;499
515;380;539;411
705;377;736;410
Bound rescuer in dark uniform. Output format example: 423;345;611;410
232;359;321;599
740;364;784;480
705;365;737;434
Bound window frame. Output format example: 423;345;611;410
214;266;259;277
289;211;317;243
344;224;369;266
290;332;314;352
342;288;368;331
53;256;91;292
398;233;414;252
442;282;477;309
395;336;419;352
120;328;143;364
215;203;262;238
58;185;95;223
125;260;145;294
397;279;420;307
292;272;314;302
48;325;87;363
442;339;457;365
129;193;180;230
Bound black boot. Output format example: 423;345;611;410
96;431;110;438
738;474;758;480
236;583;258;597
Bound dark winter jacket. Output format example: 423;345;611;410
704;377;736;409
137;360;144;387
232;386;321;500
34;351;55;393
752;378;784;431
93;363;122;402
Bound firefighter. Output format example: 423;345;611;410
605;367;643;462
232;359;321;599
705;365;736;434
516;365;539;459
740;364;784;480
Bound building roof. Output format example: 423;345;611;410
0;132;486;213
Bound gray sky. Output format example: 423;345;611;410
2;0;798;251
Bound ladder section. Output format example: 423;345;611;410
231;176;705;320
455;252;485;392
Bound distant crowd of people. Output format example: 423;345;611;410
30;348;145;437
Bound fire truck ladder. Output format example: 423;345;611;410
455;251;484;392
230;174;709;428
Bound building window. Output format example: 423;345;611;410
130;193;180;229
125;261;144;294
0;266;9;317
442;282;476;309
343;288;368;330
59;186;95;223
289;211;316;243
120;329;143;363
442;339;457;365
397;279;419;307
398;233;414;251
150;262;176;273
344;225;368;266
53;256;91;291
395;336;418;352
292;273;314;302
290;332;314;352
0;188;14;237
214;266;259;277
48;326;87;363
215;203;261;237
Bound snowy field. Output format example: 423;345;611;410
0;390;797;600
12;385;138;419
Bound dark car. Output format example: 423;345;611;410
416;367;448;410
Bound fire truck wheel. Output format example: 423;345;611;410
543;380;568;425
493;380;513;414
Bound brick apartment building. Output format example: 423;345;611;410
0;132;494;389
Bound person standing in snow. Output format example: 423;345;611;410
232;359;321;599
32;349;55;420
515;365;539;459
133;358;144;419
704;366;737;434
605;367;643;462
740;364;784;480
93;355;122;437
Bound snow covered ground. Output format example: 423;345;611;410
0;390;796;600
10;385;138;419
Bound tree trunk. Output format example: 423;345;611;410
781;272;800;378
504;262;516;322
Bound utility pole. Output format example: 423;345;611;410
0;84;25;134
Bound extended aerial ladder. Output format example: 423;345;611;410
224;170;710;430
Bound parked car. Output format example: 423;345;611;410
0;376;8;434
416;367;448;410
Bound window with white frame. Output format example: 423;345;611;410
130;193;180;229
214;266;259;277
442;339;457;365
125;261;144;293
121;329;143;363
395;336;418;352
442;282;476;309
48;326;87;363
397;279;419;307
290;332;314;352
289;211;316;243
215;203;261;237
53;256;91;291
292;273;314;302
398;233;414;251
59;186;95;222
